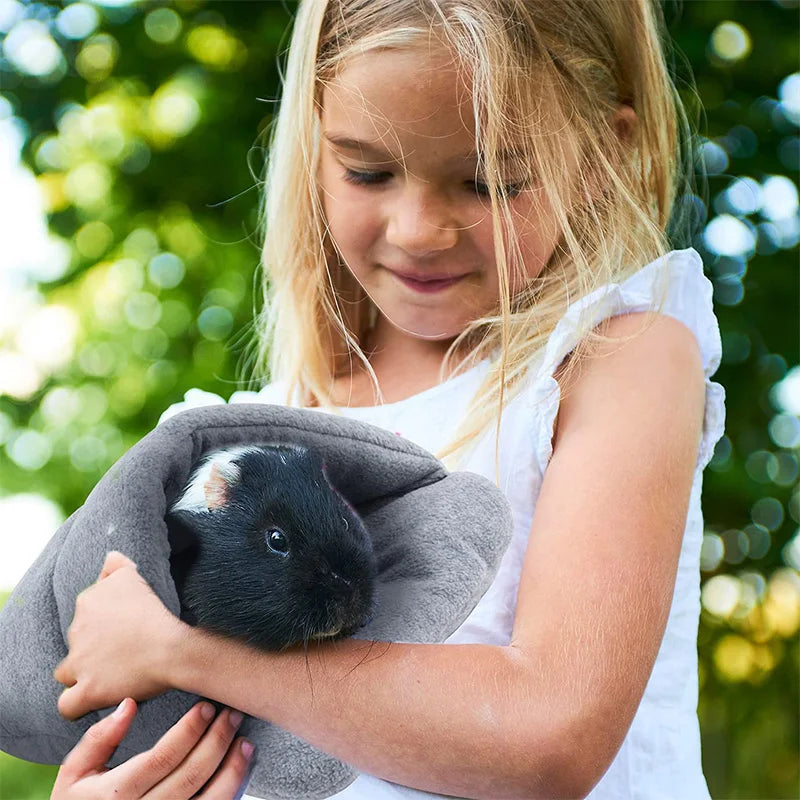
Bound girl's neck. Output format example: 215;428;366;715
365;321;455;379
329;321;462;407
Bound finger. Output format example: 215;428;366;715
144;708;245;800
57;684;88;721
53;657;75;688
109;701;217;797
197;737;255;800
99;550;137;580
56;699;137;783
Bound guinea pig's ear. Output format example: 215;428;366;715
204;462;231;510
172;450;243;514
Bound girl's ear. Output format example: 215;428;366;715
612;103;638;147
585;104;638;202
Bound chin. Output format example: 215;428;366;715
388;318;464;341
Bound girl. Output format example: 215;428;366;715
52;0;725;798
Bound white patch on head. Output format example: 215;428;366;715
106;523;116;537
170;445;264;514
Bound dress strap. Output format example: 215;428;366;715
526;247;726;472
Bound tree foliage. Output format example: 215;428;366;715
0;1;798;797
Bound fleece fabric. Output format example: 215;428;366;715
0;404;513;800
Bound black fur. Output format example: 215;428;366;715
166;445;377;650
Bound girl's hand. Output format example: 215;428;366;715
54;551;183;720
51;697;255;799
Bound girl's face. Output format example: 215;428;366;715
317;47;564;343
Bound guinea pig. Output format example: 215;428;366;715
165;444;377;651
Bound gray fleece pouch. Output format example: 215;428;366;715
0;403;513;799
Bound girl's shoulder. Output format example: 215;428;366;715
522;247;726;473
531;247;720;388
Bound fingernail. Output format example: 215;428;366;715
229;709;244;728
112;698;129;718
241;739;254;760
200;702;215;721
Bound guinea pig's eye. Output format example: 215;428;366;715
265;528;289;555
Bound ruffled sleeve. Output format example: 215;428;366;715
156;386;269;426
528;247;726;474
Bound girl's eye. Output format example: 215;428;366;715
341;167;524;198
266;528;289;555
472;180;524;199
342;168;392;186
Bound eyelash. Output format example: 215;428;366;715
341;168;524;198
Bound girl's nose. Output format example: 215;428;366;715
385;186;458;256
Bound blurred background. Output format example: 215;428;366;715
0;0;797;797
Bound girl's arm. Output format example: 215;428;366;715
55;311;705;800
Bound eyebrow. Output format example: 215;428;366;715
324;134;393;156
323;132;521;166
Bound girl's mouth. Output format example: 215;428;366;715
391;272;466;293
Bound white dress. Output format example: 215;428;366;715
163;247;725;799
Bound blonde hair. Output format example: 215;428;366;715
247;0;697;480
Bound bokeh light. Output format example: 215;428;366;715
16;304;79;370
0;494;63;590
751;497;785;532
144;7;182;45
745;524;772;560
149;79;202;141
39;386;84;427
701;531;725;571
745;450;778;484
0;0;26;34
55;3;100;41
148;252;185;288
778;72;800;125
703;574;742;617
0;351;41;399
64;160;113;208
784;532;800;571
76;32;120;82
69;434;108;472
124;290;162;329
709;21;752;63
78;340;118;377
7;429;52;471
696;139;729;176
722;177;762;216
75;220;114;259
185;24;246;70
123;227;159;260
771;366;800;415
704;214;756;258
198;305;234;341
3;19;66;80
760;175;799;221
769;413;800;448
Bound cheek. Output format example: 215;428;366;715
508;195;561;281
319;174;378;258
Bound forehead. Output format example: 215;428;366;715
320;47;478;160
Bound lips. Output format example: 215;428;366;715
388;268;468;294
392;270;466;282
